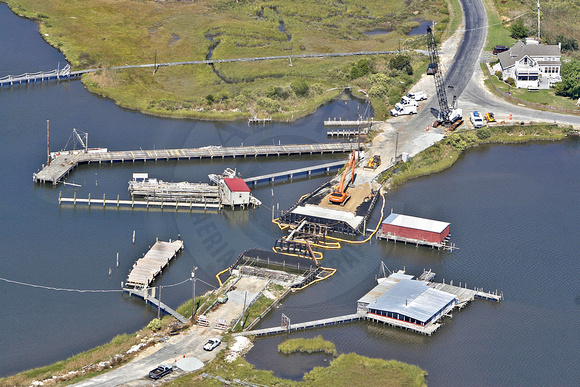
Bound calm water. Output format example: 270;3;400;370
2;4;580;386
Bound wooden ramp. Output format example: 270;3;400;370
125;240;184;288
123;288;189;324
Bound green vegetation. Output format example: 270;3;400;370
510;18;529;40
382;124;572;188
554;59;580;99
168;350;426;387
483;0;515;50
4;0;455;120
278;335;337;356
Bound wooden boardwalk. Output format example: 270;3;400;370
59;195;222;210
123;287;189;324
125;240;184;288
33;142;359;185
0;64;79;87
324;119;377;127
243;160;346;186
234;313;362;337
327;127;370;136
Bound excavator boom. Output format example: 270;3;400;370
329;151;356;204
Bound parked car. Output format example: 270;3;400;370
406;91;427;101
485;112;496;122
148;365;173;380
203;337;221;351
427;62;438;75
470;111;484;128
493;45;509;55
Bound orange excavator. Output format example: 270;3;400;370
329;150;356;205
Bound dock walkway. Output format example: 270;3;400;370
235;312;362;337
124;240;184;288
34;143;359;185
243;160;346;186
428;282;503;303
123;287;189;324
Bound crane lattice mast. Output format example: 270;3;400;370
426;25;451;123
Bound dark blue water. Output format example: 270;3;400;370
2;4;580;386
408;20;432;36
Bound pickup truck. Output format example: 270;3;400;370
406;91;427;101
390;104;417;116
149;365;173;380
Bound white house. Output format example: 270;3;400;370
493;40;561;89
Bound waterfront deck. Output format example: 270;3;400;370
235;313;363;337
33;142;359;185
327;127;370;137
243;160;346;186
124;240;184;288
428;282;503;304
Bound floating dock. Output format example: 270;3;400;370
327;127;369;137
323;119;378;126
248;117;272;125
33;142;359;185
124;240;184;288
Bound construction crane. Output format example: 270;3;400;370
329;151;356;205
426;25;462;127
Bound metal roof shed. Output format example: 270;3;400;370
382;213;450;244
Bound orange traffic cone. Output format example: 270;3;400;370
426;125;430;131
509;114;512;120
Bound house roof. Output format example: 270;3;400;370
223;178;251;192
498;41;560;69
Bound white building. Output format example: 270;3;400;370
221;178;252;207
493;40;561;89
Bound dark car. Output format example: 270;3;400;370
426;62;438;75
148;365;173;380
493;45;509;55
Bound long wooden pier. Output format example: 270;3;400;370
324;119;377;127
428;281;503;304
243;160;346;186
123;287;189;324
58;194;222;210
33;143;359;185
124;240;184;288
234;313;362;337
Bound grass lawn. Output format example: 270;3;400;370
483;0;515;50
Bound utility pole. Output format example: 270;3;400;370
537;0;541;41
191;266;197;320
46;120;50;166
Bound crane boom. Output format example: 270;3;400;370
426;25;452;123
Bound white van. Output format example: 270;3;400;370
470;111;484;128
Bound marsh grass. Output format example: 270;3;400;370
5;0;451;120
278;335;337;356
168;350;426;386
